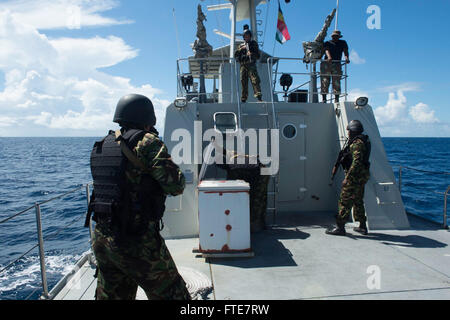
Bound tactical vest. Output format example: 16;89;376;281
340;134;371;171
86;129;166;236
236;40;260;65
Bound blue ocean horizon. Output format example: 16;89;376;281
0;136;449;300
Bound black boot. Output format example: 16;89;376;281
335;95;340;103
322;94;327;103
326;223;346;236
353;222;368;235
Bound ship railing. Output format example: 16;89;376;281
0;183;93;300
396;166;450;229
176;56;243;103
266;57;349;104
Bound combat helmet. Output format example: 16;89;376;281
243;24;252;38
347;120;364;134
113;94;156;128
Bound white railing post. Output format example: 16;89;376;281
35;203;49;299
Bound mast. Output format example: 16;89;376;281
335;0;339;30
230;0;237;60
249;0;258;42
208;0;264;54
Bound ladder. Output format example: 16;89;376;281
240;102;279;226
232;59;280;225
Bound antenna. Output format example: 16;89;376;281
335;0;339;30
172;5;182;72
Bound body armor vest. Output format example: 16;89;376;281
87;129;166;236
340;134;371;171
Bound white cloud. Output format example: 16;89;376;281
0;116;17;127
349;50;366;65
348;88;369;102
0;5;169;137
409;102;438;124
380;82;421;93
374;89;408;126
373;83;448;136
0;0;132;30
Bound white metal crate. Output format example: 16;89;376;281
198;180;251;253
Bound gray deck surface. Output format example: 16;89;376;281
53;212;450;300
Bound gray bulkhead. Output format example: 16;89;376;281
161;55;409;239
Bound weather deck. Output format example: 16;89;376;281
52;212;450;300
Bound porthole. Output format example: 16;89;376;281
282;124;297;140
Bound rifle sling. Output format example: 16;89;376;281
115;130;151;174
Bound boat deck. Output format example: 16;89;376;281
53;212;450;300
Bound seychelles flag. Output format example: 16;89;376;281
276;0;291;44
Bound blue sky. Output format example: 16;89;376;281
0;0;448;137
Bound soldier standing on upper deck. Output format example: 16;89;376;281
235;26;263;103
320;30;350;103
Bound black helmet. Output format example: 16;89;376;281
113;94;156;128
347;120;364;134
243;29;252;39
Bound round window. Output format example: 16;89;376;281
282;124;297;140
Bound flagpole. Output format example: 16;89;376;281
335;0;339;30
272;39;277;57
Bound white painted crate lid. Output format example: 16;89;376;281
198;180;250;191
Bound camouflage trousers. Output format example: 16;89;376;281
92;222;191;300
320;62;343;95
337;169;370;225
227;169;270;232
240;63;262;101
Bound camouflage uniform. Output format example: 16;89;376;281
218;152;269;232
235;41;262;101
336;138;370;225
92;131;191;300
320;61;342;95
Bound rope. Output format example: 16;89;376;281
0;205;34;225
0;244;39;275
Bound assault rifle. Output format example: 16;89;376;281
329;139;349;186
245;42;252;63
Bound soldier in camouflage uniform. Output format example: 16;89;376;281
326;120;371;236
235;27;262;102
218;151;270;233
89;94;191;300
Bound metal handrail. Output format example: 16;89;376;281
267;57;349;103
396;166;449;229
0;182;93;300
177;56;235;100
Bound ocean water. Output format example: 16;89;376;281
0;137;449;300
